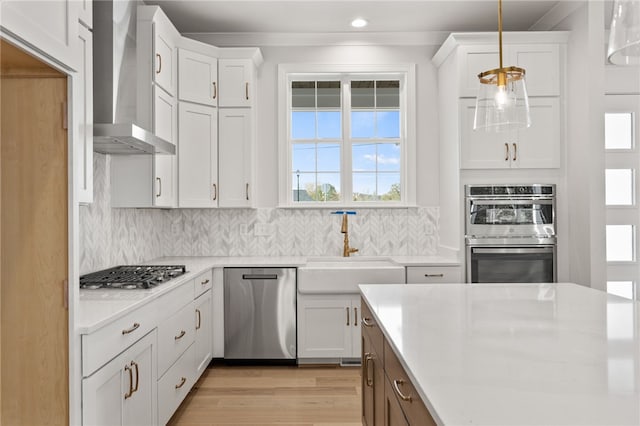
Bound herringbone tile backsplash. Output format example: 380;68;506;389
80;154;438;274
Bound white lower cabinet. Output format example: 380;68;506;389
297;294;361;359
158;344;196;425
82;330;157;426
194;289;213;377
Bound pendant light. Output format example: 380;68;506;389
474;0;531;132
607;0;640;65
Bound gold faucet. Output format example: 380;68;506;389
341;213;359;257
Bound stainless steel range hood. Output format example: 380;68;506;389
93;0;175;155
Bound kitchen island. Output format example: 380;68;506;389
360;283;640;425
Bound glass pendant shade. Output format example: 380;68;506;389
608;0;640;65
474;66;531;132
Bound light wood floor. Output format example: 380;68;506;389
168;364;362;426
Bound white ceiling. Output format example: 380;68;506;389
143;0;578;34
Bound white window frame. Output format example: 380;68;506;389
277;64;416;208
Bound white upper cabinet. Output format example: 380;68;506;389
178;49;218;107
0;0;80;71
218;59;255;107
218;108;253;207
75;24;93;204
151;11;177;96
178;102;218;208
460;97;560;169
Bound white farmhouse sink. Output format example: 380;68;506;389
298;257;405;294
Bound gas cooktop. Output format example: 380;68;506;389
80;265;187;290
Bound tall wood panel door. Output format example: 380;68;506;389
1;40;69;425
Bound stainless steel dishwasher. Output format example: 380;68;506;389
224;267;297;362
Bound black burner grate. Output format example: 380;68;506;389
80;265;187;290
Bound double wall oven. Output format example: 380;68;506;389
465;184;557;283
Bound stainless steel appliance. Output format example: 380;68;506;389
465;184;557;283
80;265;187;289
224;268;297;362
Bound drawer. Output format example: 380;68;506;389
157;300;195;376
384;340;436;426
361;298;384;358
158;343;195;425
82;300;158;376
193;269;213;298
405;266;462;284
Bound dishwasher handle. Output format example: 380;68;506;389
241;274;279;280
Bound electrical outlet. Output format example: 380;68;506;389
254;223;275;236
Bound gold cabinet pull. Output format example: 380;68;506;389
196;309;202;330
362;317;374;327
124;364;134;399
156;177;162;198
156;53;162;74
512;143;517;161
354;307;358;327
175;377;187;389
504;143;510;161
346;307;350;326
424;273;444;278
245;82;249;100
364;353;374;387
212;183;217;201
122;322;140;335
392;379;412;402
245;183;249;201
131;361;139;393
201;279;210;286
174;330;186;340
212;82;217;99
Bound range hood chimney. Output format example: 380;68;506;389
93;0;175;155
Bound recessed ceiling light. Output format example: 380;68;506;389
351;18;368;28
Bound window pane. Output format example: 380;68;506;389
352;81;374;108
352;143;376;171
292;143;316;173
376;80;400;108
292;81;315;108
606;225;634;261
605;113;633;150
317;112;341;139
317;143;341;171
317;81;340;108
292;112;315;139
377;143;401;172
352;111;375;138
292;172;315;202
605;169;634;205
379;173;401;201
353;173;378;201
313;173;341;202
377;111;400;138
607;281;634;300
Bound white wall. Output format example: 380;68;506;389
554;2;607;288
190;36;443;208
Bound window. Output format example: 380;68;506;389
279;65;415;207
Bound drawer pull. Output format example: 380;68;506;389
424;273;444;278
124;364;134;399
392;379;413;402
364;353;374;387
156;53;162;74
122;323;140;335
175;377;187;389
212;82;217;99
354;307;358;327
174;330;186;340
346;307;350;326
201;279;210;285
362;317;374;327
196;309;202;330
131;361;139;393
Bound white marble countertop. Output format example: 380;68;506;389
78;255;459;334
360;283;640;425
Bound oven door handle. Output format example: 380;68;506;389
472;247;554;255
470;199;553;205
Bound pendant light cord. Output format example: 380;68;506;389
498;0;503;69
